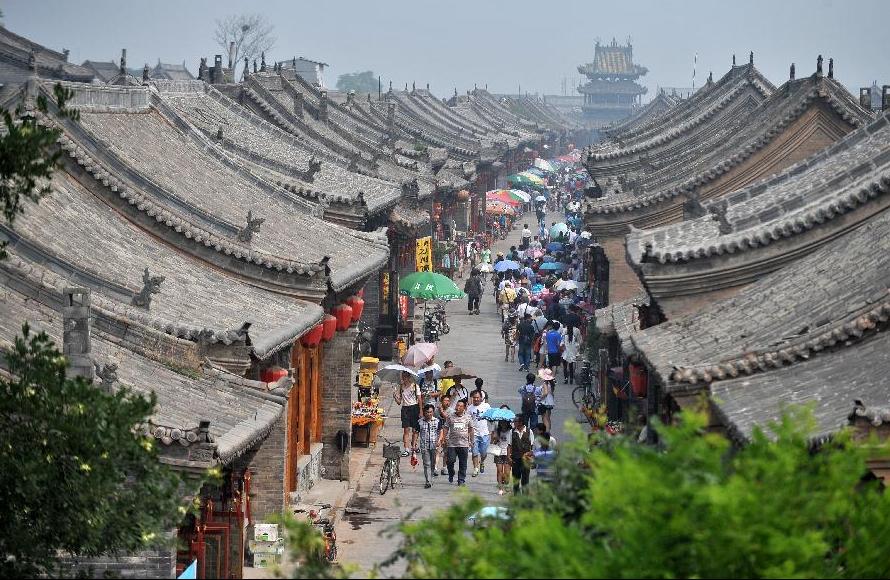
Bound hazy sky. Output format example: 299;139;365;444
4;0;889;100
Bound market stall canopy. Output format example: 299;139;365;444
485;190;523;206
507;173;544;188
508;189;531;202
486;201;516;216
533;158;556;173
399;271;466;300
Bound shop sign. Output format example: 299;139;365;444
415;236;433;272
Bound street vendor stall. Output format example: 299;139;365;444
351;397;386;447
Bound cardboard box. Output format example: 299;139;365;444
253;523;279;542
249;540;284;555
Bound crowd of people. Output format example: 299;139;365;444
389;181;591;497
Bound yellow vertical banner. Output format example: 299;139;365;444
415;236;433;272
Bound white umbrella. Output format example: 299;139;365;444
477;263;494;273
417;363;442;378
377;364;418;383
509;189;531;202
554;279;579;291
535;195;546;202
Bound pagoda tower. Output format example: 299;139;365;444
577;38;648;126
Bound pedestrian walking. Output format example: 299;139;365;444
393;371;422;457
470;377;488;404
545;323;563;369
532;433;556;484
518;372;543;430
437;394;451;476
561;325;581;384
445;376;469;412
464;269;483;315
444;400;474;485
516;313;536;372
467;391;491;477
537;368;556;433
490;411;513;495
533;423;557;451
521;223;532;250
511;414;533;494
418;404;444;488
502;310;519;363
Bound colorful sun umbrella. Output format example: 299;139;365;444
554;279;579;291
399;271;465;300
550;223;570;238
481;407;516;421
486;202;515;216
486;190;522;206
494;260;521;272
534;158;556;172
509;189;531;202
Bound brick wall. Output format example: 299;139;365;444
602;236;643;304
56;533;177;578
232;412;286;522
321;328;356;480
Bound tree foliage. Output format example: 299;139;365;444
395;410;890;579
0;326;183;576
213;13;276;69
336;71;378;95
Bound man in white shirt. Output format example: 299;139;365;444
521;223;532;249
466;391;492;477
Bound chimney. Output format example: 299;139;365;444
228;41;235;69
319;90;328;122
860;87;872;109
293;91;304;117
119;48;127;75
63;288;94;381
213;54;223;84
883;86;890;112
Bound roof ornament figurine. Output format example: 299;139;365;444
292;57;297;68
749;51;754;65
790;63;796;81
828;58;834;79
132;268;165;309
311;196;330;218
682;192;708;218
28;48;37;72
243;56;249;80
850;400;890;427
142;63;150;84
303;157;321;182
260;51;267;72
216;126;223;140
708;199;733;234
237;210;265;243
816;54;823;77
707;71;713;84
732;54;736;66
253;59;257;74
93;361;119;392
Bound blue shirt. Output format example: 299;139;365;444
545;329;562;353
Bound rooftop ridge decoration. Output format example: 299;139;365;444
131;267;165;309
627;112;890;265
236;210;265;243
586;76;875;216
660;290;890;386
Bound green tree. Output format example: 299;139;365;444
0;85;184;575
336;71;378;95
395;409;890;578
0;326;184;576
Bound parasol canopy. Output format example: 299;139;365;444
528;248;544;259
486;201;516;216
439;366;477;380
533;158;556;172
377;364;419;383
546;242;564;252
486;190;523;206
399;271;466;300
509;189;531;202
539;261;566;271
477;263;494;273
417;363;442;378
403;342;438;368
550;223;570;238
493;260;521;272
481;407;517;421
554;279;579;291
535;194;547;202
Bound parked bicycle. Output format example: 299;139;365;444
352;320;373;362
378;436;402;495
572;360;600;411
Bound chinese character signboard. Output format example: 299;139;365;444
380;272;390;315
415;236;433;272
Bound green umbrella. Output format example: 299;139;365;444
399;271;466;300
550;223;570;239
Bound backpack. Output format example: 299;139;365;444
520;385;537;415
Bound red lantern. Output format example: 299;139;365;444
629;363;648;398
333;303;353;331
346;295;365;322
261;367;288;383
300;323;324;347
322;314;337;341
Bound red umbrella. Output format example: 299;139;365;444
485;190;523;206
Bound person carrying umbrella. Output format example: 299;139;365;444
464;268;483;315
487;405;515;495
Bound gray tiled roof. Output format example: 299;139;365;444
627;111;890;265
631;206;890;391
67;89;389;290
0;26;94;83
0;281;285;465
601;91;681;139
711;331;890;444
2;170;324;358
585;74;873;217
594;288;650;353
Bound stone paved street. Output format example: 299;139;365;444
335;212;582;576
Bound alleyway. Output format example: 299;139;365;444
335;212;581;577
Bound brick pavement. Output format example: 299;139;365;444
334;212;583;577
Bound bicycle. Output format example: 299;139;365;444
378;437;402;495
572;360;600;411
352;320;373;362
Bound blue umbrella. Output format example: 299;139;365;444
546;242;564;252
550;223;569;238
539;262;566;271
494;260;521;272
482;407;517;421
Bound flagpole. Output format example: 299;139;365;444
692;53;698;91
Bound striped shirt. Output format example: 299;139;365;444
418;416;440;451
